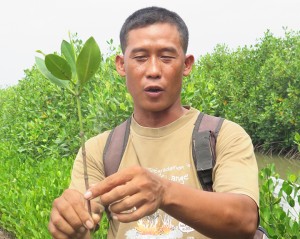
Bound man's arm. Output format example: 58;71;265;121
84;166;258;239
161;177;258;239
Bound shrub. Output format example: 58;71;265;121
194;30;300;152
0;141;72;238
259;164;300;238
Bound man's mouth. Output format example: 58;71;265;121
145;86;163;93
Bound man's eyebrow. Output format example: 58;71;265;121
130;47;179;54
159;47;178;54
130;48;148;54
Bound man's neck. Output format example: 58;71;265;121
133;106;189;128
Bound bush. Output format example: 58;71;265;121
0;141;72;238
0;69;79;161
193;30;300;152
259;164;299;238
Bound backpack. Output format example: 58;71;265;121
103;112;269;239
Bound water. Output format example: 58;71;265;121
256;153;300;179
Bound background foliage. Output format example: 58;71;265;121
0;31;299;238
183;30;300;152
259;165;299;239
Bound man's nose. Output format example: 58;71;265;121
146;57;161;79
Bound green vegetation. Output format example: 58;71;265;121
183;30;300;153
36;35;102;219
259;165;299;238
0;31;299;238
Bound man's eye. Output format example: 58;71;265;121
134;56;147;61
161;56;174;62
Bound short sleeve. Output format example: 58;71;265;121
213;120;259;206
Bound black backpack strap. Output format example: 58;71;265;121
193;113;268;239
192;113;224;191
102;118;131;223
103;117;131;177
256;226;269;238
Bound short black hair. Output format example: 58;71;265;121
120;6;189;53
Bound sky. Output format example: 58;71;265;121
1;0;300;88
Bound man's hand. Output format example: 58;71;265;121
84;166;166;223
49;189;102;239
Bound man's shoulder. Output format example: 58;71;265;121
85;130;112;149
217;118;253;151
220;119;248;136
192;109;245;134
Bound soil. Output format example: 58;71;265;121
0;229;14;239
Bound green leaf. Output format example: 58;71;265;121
282;181;293;195
35;57;70;89
273;197;281;205
76;37;101;87
288;174;297;183
61;40;76;77
287;195;295;207
36;50;45;56
45;54;72;81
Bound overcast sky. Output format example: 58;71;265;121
1;0;299;88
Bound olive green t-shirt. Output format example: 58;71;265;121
69;108;259;239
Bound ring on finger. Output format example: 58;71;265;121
121;206;137;214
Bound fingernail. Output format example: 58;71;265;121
85;220;94;229
84;191;92;199
112;215;118;221
92;213;101;222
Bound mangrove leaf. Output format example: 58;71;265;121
61;40;76;77
45;54;72;81
76;37;101;86
35;57;70;89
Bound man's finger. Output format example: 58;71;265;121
71;198;95;230
55;190;95;230
50;207;78;236
108;193;141;214
48;220;71;239
53;196;86;230
84;167;140;200
113;204;149;223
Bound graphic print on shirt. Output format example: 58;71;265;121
125;163;195;239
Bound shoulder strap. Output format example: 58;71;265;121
103;113;224;183
192;114;269;239
192;113;224;191
103;118;131;177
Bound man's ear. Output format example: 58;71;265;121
115;55;126;77
183;54;195;76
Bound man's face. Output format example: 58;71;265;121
116;23;194;116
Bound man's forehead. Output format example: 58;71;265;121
127;22;179;35
122;23;184;54
126;23;181;44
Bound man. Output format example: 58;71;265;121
49;6;259;239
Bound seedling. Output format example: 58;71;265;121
35;35;101;226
